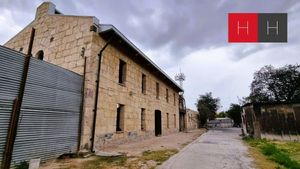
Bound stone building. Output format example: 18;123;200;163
185;109;199;130
4;2;183;151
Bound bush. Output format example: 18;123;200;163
15;161;29;169
261;143;277;156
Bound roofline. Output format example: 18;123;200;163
99;24;183;92
242;100;300;107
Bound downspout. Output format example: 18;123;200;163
77;55;87;153
91;35;114;153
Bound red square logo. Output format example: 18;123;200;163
228;13;258;42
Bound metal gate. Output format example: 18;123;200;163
0;46;83;166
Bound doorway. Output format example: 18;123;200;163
155;110;162;136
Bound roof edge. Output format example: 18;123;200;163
99;24;183;92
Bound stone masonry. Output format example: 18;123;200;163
4;2;183;151
185;109;199;130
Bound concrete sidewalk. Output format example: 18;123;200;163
159;128;256;169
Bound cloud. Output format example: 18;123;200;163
0;0;299;111
167;42;300;111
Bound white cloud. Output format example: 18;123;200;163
166;43;300;111
0;0;299;112
0;9;23;44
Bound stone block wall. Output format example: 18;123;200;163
90;33;180;149
185;109;199;130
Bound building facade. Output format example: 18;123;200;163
185;109;199;130
4;2;183;151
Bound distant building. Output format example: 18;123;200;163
207;117;233;128
185;109;200;130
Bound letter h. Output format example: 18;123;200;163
267;21;279;35
237;21;249;35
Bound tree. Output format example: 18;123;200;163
247;64;300;103
226;104;242;127
196;92;220;125
216;111;227;118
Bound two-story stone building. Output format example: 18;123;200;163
4;2;184;151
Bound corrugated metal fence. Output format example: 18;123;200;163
243;103;300;141
0;46;83;167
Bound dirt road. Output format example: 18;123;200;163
159;128;256;169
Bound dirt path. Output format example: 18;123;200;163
102;129;207;156
40;129;206;169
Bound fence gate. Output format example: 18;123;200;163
0;46;83;166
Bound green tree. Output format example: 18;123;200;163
196;92;220;125
216;111;227;118
226;104;242;127
246;64;300;103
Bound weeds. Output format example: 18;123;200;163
141;149;178;165
83;156;127;169
244;137;300;169
15;161;29;169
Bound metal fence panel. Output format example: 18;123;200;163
0;46;83;166
0;100;14;167
0;46;25;166
11;56;83;165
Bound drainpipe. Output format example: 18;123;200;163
91;35;114;153
77;55;87;153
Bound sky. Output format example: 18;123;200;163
0;0;299;111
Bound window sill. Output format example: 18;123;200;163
118;83;126;87
116;131;124;134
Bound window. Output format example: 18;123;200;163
166;113;169;128
156;82;160;99
142;74;146;94
166;88;169;103
36;50;44;60
173;92;176;105
118;59;126;84
174;114;176;128
141;108;146;131
116;104;124;132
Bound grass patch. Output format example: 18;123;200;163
274;141;300;163
244;136;300;169
76;149;177;169
125;149;179;169
247;145;282;169
82;156;127;169
141;149;178;165
41;149;179;169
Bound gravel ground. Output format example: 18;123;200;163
40;129;206;169
102;129;207;156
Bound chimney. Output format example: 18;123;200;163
35;2;56;20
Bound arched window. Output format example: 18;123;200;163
36;50;44;60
